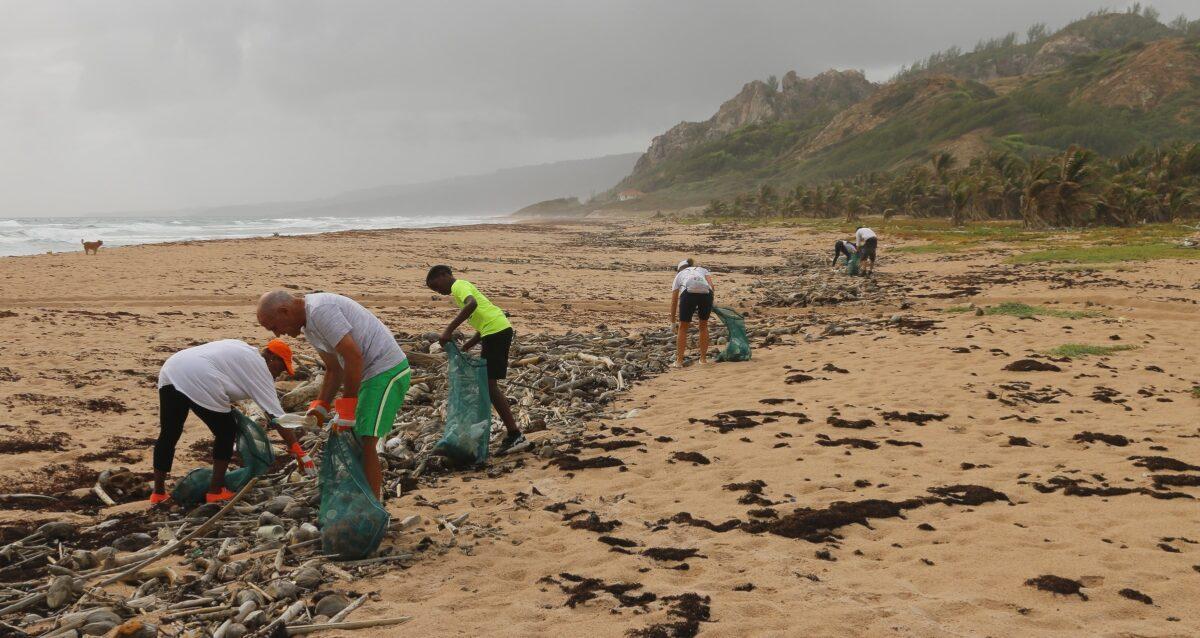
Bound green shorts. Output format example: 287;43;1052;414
355;360;411;438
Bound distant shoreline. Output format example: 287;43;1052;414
0;213;511;258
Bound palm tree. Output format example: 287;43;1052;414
1021;146;1095;227
930;151;956;183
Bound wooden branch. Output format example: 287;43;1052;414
285;616;413;635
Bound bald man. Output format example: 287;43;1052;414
257;290;409;500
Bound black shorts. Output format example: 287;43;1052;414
679;291;714;323
861;237;878;262
480;327;513;379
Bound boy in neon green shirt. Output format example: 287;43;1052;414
426;265;527;454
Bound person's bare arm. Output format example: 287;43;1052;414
671;289;680;325
315;350;343;404
462;333;482;351
705;275;715;293
440;296;477;344
333;334;365;398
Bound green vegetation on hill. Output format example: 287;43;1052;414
615;7;1200;226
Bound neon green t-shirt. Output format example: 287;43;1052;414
451;279;511;337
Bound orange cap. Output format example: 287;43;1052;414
265;339;295;376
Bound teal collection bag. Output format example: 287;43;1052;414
170;409;275;505
713;307;751;362
432;342;492;466
846;254;862;276
318;429;390;560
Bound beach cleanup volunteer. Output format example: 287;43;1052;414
426;265;528;454
151;339;315;505
257;290;409;500
671;258;715;367
855;226;878;274
832;239;857;266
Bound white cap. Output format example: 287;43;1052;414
677;259;690;271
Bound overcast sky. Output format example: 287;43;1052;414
1;0;1194;216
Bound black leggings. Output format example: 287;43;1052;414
833;241;857;265
155;385;237;473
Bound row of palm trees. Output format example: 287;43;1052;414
703;142;1200;227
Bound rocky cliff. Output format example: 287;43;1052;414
631;69;876;176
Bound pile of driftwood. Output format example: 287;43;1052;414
747;253;893;308
0;309;871;636
0;325;704;636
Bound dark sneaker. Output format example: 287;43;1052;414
498;432;530;455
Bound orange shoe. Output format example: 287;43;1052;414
149;492;170;505
205;488;235;503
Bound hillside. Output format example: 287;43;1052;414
613;10;1200;208
99;153;640;219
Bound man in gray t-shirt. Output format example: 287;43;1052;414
257;290;410;501
301;293;406;381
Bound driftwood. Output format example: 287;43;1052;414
284;615;413;635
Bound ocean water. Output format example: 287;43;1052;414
0;213;506;257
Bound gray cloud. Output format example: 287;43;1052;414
0;0;1193;215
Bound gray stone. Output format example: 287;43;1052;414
224;623;248;638
46;575;79;609
313;593;350;618
265;579;298;600
113;533;153;552
37;521;77;542
243;610;268;628
265;496;293;516
293;566;322;589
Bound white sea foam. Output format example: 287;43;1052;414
0;213;506;256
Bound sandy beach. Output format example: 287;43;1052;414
1;219;1199;637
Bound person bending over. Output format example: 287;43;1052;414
832;239;857;266
855;226;878;274
151;338;313;505
426;265;528;455
257;290;410;500
670;258;715;367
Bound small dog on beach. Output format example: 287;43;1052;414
81;239;103;255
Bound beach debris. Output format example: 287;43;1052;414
1025;575;1088;600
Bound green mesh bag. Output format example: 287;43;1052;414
846;254;862;276
318;429;389;560
170;410;275;504
432;342;492;466
713;306;751;362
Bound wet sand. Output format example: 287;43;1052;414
1;219;1198;636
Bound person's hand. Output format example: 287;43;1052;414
330;397;357;432
306;400;330;427
438;327;454;345
672;320;679;334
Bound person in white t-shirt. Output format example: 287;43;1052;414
832;239;857;266
670;258;716;367
151;339;313;505
854;227;878;274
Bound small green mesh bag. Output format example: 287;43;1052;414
432;342;492;466
846;254;862;276
713;306;751;362
170;410;275;504
318;429;389;560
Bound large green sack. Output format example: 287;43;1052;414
170;409;275;505
846;254;862;276
319;429;390;560
713;306;751;362
432;342;492;466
